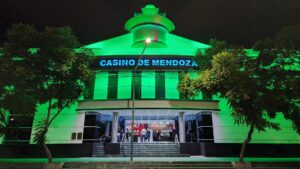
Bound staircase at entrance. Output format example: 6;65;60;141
120;142;188;157
92;142;190;157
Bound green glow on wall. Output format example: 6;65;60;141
124;4;175;32
93;72;108;99
165;71;179;99
22;4;300;145
84;33;210;56
211;95;300;143
132;24;168;48
118;71;132;99
141;71;155;99
30;102;81;144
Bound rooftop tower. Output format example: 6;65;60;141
124;4;175;48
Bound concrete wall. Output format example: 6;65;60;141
30;102;85;144
212;98;300;143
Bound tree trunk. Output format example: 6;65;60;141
239;123;255;162
43;99;52;163
43;143;52;163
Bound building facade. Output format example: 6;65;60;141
2;4;300;157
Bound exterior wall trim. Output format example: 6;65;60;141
77;100;219;111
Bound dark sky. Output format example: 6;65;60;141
1;0;300;47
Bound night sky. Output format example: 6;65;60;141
1;0;300;47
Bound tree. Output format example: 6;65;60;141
195;39;228;71
0;24;39;141
178;42;284;162
0;109;7;137
0;23;92;163
253;24;300;135
180;26;300;161
178;39;232;100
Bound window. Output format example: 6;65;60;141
77;132;83;140
155;71;165;99
83;113;98;143
5;114;33;144
197;112;214;143
132;71;141;99
71;133;77;140
107;71;118;99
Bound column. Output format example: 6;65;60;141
105;122;110;136
111;112;119;143
178;111;186;143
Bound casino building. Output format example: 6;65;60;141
2;4;300;157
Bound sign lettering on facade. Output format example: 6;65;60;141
93;56;199;70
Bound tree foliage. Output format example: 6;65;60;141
0;23;92;162
178;39;290;162
195;39;228;71
179;26;300;160
253;24;300;134
0;24;39;137
200;50;281;131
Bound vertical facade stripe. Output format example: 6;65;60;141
165;71;179;99
118;71;132;99
107;71;118;99
141;71;155;99
93;71;108;99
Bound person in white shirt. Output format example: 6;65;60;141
141;128;147;142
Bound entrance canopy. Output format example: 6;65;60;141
97;109;206;117
89;109;213;122
77;100;219;111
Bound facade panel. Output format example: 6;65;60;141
30;103;84;144
165;71;179;99
118;71;132;99
93;72;108;100
141;71;155;99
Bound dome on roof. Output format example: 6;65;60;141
124;4;175;48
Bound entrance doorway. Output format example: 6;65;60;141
124;120;176;143
82;110;214;144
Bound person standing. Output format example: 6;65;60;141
141;128;147;142
169;127;173;142
172;128;177;142
125;128;130;142
146;128;151;142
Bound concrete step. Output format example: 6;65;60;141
121;149;180;151
62;162;234;169
117;154;189;157
92;143;105;157
121;151;180;153
120;143;181;157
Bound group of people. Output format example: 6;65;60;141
140;127;151;142
123;127;151;142
101;124;178;144
153;127;177;142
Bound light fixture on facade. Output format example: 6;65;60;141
145;37;152;44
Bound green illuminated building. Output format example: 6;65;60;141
2;4;299;157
